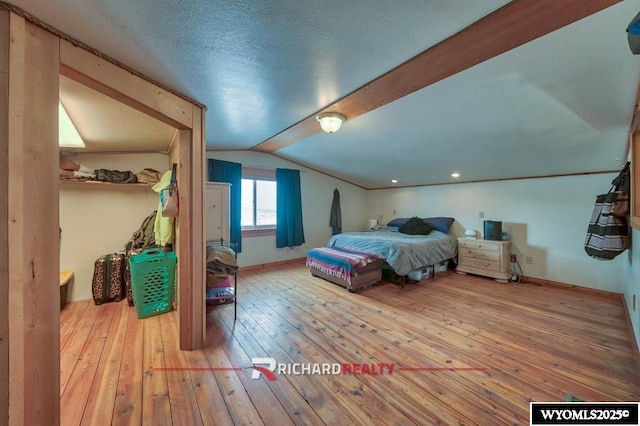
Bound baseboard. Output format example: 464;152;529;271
520;276;621;299
621;293;640;382
239;257;306;272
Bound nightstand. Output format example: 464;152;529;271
456;238;511;283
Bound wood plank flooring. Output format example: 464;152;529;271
60;262;640;425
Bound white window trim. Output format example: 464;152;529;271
241;166;276;233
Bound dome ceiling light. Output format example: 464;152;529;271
316;112;346;133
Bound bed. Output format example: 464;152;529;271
327;217;458;277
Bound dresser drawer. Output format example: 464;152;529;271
459;239;500;252
458;256;502;272
459;247;500;261
457;238;510;281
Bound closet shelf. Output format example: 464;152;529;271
59;179;153;187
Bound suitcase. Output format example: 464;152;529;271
124;262;134;306
92;253;125;305
124;248;146;306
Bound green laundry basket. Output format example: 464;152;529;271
129;248;177;319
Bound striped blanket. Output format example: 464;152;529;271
306;247;382;285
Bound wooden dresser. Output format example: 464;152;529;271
205;182;231;242
456;238;511;283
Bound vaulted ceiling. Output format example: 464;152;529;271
10;0;640;188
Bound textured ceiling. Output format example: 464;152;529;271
280;2;640;187
8;0;640;188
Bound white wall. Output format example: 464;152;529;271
624;229;640;348
203;153;629;294
206;151;368;267
60;153;169;301
367;173;627;293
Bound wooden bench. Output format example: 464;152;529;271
306;247;383;292
60;269;73;309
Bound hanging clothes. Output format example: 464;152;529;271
152;170;175;246
330;188;342;235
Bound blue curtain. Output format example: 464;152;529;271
276;168;305;248
208;159;242;252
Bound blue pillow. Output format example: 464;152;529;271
386;218;410;228
422;217;454;233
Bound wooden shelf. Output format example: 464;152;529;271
59;179;152;187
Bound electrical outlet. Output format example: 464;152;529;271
525;256;533;265
393;210;397;216
479;211;484;218
510;254;517;263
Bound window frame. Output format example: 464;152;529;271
241;166;277;237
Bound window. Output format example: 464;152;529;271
241;167;276;235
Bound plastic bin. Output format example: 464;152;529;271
206;286;235;305
434;260;449;273
129;249;177;319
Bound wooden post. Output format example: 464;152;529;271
0;12;60;425
172;120;205;350
192;106;206;345
0;9;9;425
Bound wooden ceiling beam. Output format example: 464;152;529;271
252;0;622;153
60;40;194;130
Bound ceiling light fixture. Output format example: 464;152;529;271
316;112;346;133
451;172;460;178
391;179;398;183
58;101;85;148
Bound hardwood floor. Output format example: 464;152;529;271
60;262;640;425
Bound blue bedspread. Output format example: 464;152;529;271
327;229;457;276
